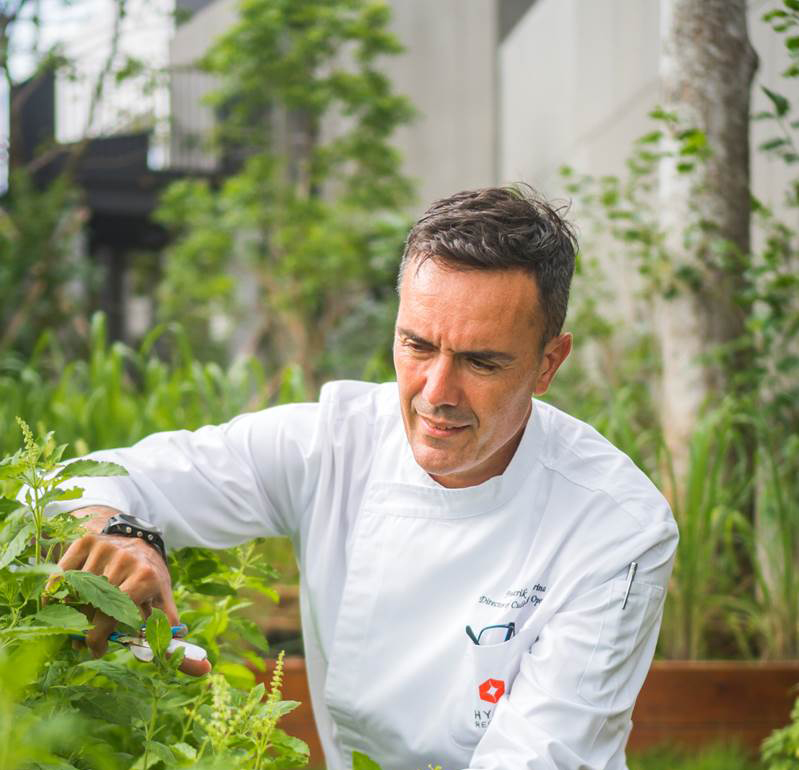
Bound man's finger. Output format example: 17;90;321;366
56;536;94;571
154;590;181;627
86;610;117;658
46;537;92;593
175;654;212;677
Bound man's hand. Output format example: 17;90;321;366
55;506;211;676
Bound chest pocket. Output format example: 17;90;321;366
448;630;533;750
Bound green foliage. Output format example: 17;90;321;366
0;170;91;360
0;312;280;457
629;742;758;770
0;421;307;769
721;415;799;659
351;751;442;770
655;405;751;659
156;0;416;390
762;696;799;770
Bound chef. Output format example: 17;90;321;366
52;186;678;770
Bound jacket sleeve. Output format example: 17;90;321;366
42;402;326;550
464;527;678;770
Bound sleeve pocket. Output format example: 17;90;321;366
577;578;665;711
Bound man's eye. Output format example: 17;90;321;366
405;339;430;353
469;358;498;372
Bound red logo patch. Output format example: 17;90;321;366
478;678;505;703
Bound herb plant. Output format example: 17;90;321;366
0;420;307;770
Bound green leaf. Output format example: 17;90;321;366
55;459;129;481
0;451;25;480
762;86;791;117
0;497;22;516
187;558;218;580
40;486;85;507
0;624;83;640
62;570;141;628
0;521;34;569
760;137;789;151
352;750;382;770
146;741;175;765
172;743;197;762
216;661;256;689
636;130;662;145
236;618;270;653
145;607;172;658
269;728;309;764
193;581;236;596
34;604;91;632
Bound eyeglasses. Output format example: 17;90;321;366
465;622;516;646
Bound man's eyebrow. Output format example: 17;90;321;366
396;328;516;363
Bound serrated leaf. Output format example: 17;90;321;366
55;460;128;481
352;751;382;770
79;658;149;691
63;570;141;628
244;579;280;602
763;85;791;117
0;521;34;569
270;728;309;762
0;455;25;480
216;661;256;689
237;618;270;653
193;581;236;596
34;604;91;632
172;742;197;762
55;459;129;481
146;741;175;764
40;486;85;507
270;699;301;718
187;558;218;580
0;624;82;640
145;608;171;658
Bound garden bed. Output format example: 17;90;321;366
255;658;799;766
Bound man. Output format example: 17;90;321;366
52;186;678;770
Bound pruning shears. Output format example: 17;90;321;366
73;623;208;663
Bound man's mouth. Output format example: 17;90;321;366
418;415;470;436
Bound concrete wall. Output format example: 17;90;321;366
386;0;499;212
167;0;500;208
499;0;660;195
499;0;799;216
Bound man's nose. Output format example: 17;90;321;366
422;355;460;407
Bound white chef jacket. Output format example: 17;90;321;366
53;380;678;770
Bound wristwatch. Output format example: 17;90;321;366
101;513;167;562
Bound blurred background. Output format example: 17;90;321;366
2;0;799;766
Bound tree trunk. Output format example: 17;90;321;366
656;0;757;486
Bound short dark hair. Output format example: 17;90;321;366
398;184;578;343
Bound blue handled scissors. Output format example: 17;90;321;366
73;623;208;663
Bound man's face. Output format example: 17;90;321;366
393;258;572;488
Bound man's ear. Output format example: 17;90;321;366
533;333;572;396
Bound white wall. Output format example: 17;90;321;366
499;0;660;196
500;0;799;215
386;0;499;212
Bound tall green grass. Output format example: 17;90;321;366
0;313;307;457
